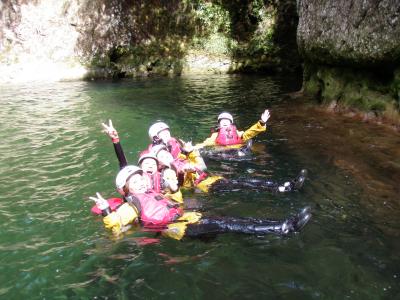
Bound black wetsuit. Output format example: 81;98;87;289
98;200;311;238
209;178;291;194
112;141;128;170
184;207;311;237
199;140;253;161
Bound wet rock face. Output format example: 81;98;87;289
298;0;400;125
297;0;400;66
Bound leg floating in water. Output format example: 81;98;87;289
184;206;312;237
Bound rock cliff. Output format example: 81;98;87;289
0;0;298;81
297;0;400;125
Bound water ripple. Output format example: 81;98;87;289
0;76;399;299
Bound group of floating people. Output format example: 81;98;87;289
90;109;312;240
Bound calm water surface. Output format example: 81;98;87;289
0;75;399;299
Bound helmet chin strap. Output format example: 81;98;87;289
153;136;162;145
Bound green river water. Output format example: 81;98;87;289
0;75;399;299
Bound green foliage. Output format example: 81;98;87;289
194;2;231;35
81;0;296;76
191;0;282;73
89;54;111;68
202;33;231;55
189;2;232;56
233;4;276;57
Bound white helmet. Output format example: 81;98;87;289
150;144;168;157
115;165;142;189
138;151;158;165
148;122;169;139
217;112;233;123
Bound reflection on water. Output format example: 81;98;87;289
0;75;399;299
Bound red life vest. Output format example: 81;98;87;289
215;125;243;145
127;191;183;226
91;198;123;215
143;172;162;193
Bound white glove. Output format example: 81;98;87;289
89;192;110;211
260;109;270;123
163;169;179;192
101;119;119;141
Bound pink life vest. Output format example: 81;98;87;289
171;159;188;174
215;124;243;146
143;172;162;193
127;191;183;226
147;138;182;159
167;138;182;158
171;159;192;186
91;198;123;215
171;159;209;186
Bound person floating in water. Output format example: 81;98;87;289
147;121;187;159
90;165;312;239
151;143;307;194
102;120;307;195
101;120;183;203
195;110;270;149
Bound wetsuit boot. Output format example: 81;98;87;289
277;169;308;192
281;206;311;233
237;139;253;157
291;169;308;190
246;206;311;234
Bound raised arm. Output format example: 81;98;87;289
102;120;128;169
240;109;270;141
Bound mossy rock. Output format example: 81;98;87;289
303;73;322;98
303;63;400;121
318;67;346;102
